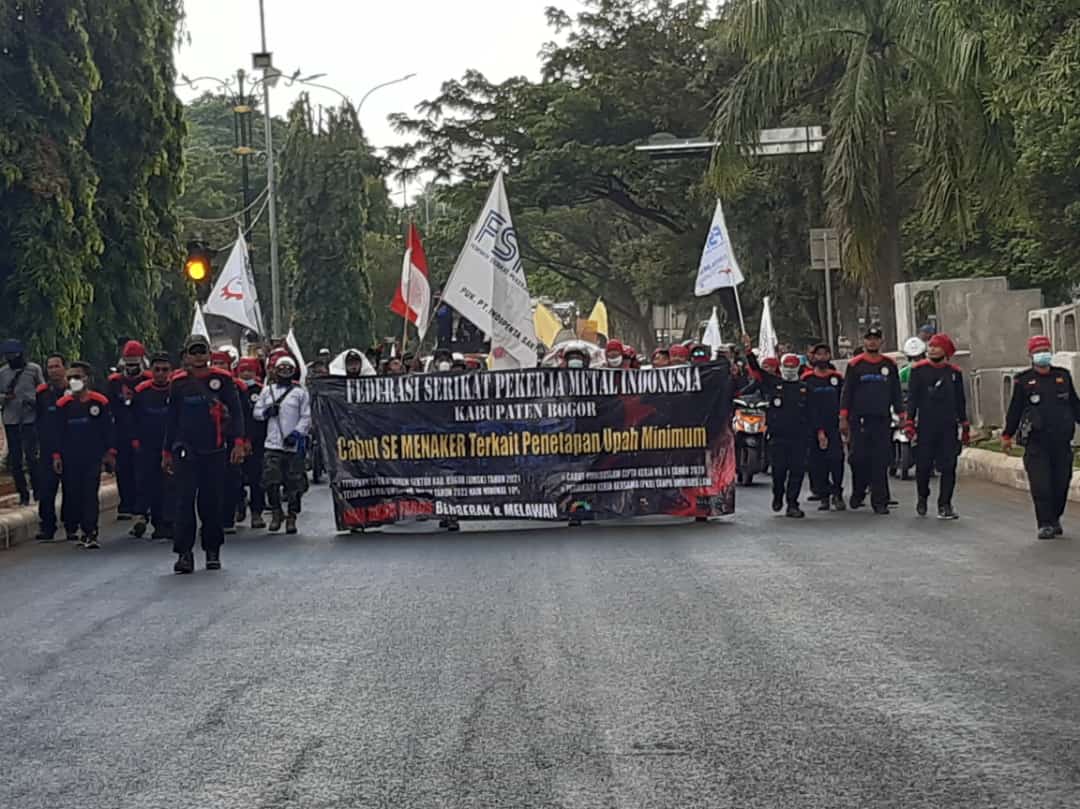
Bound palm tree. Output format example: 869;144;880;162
711;0;1007;342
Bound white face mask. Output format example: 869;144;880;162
68;378;85;393
1033;351;1053;368
780;367;800;382
607;356;622;368
567;359;585;369
437;361;452;372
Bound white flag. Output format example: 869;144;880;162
286;328;307;386
702;307;724;354
191;302;209;339
695;200;745;296
443;171;538;369
202;228;264;334
758;296;778;360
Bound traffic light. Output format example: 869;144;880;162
184;241;215;283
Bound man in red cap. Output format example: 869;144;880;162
604;340;626;369
669;344;690;365
235;357;267;529
1003;335;1080;539
130;352;175;540
107;340;151;519
907;333;968;520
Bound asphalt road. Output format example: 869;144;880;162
2;477;1079;809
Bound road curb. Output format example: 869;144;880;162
0;482;119;550
958;447;1080;502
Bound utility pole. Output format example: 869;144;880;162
233;69;255;235
256;0;283;336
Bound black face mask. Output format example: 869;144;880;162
813;359;830;370
124;364;142;377
929;355;945;364
7;355;25;369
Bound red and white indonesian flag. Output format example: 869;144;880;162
391;223;432;339
202;226;265;335
695;200;745;296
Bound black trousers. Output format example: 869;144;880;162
61;461;101;535
135;447;173;528
1023;440;1073;527
222;446;242;528
850;416;891;509
115;439;137;514
808;431;844;497
770;437;806;507
242;448;266;514
916;424;958;507
37;459;61;535
173;451;226;554
4;423;38;498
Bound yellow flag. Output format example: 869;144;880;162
588;299;609;339
533;303;563;348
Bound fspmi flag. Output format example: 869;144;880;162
202;227;265;335
443;171;538;369
695;200;745;296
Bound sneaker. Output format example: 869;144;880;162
174;552;195;574
817;499;831;512
446;519;461;532
786;506;805;519
18;493;30;507
937;505;959;521
151;524;173;541
916;498;928;517
235;502;247;523
831;494;847;512
130;519;147;539
116;513;132;521
224;525;237;536
771;495;784;513
64;530;79;543
1053;521;1064;537
849;496;864;510
268;510;284;532
1038;525;1056;540
83;533;100;549
74;535;89;549
807;494;822;502
250;513;266;530
205;550;221;571
35;530;58;543
285;514;298;535
873;505;890;516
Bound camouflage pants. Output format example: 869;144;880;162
262;449;308;515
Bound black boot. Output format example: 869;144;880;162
771;494;784;513
817;498;830;512
1053;521;1064;536
786;505;805;519
174;552;194;574
1038;525;1056;540
206;549;221;570
937;505;959;521
831;494;846;512
916;498;928;517
131;518;147;538
268;510;284;532
285;514;298;535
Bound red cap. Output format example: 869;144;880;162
121;340;146;359
928;333;956;358
605;340;624;355
780;353;800;368
622;345;636;358
236;357;261;375
210;351;231;364
1028;335;1051;354
762;357;780;373
670;345;690;360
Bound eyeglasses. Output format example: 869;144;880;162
188;345;208;355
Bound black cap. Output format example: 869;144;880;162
345;350;363;361
185;333;211;352
864;325;883;339
811;342;830;353
149;351;171;365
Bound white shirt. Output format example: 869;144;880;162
253;382;312;452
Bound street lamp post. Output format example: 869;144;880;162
255;0;283;337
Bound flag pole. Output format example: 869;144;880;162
733;287;747;336
401;173;411;355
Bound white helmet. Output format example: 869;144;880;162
903;337;927;358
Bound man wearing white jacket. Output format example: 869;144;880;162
254;355;312;534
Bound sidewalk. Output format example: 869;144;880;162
0;479;119;549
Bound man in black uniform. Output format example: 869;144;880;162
745;353;811;518
1002;335;1080;539
51;362;116;549
840;325;904;514
131;353;174;540
236;357;266;529
163;335;246;574
107;341;150;519
804;343;847;512
908;333;969;520
35;354;68;541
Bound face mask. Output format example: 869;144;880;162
277;368;295;381
124;364;142;377
567;359;585;369
781;367;800;382
813;359;830;370
68;378;85;393
437;361;452;372
1033;352;1053;368
929;354;945;364
7;355;25;369
607;356;622;368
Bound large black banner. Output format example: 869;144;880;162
310;365;735;529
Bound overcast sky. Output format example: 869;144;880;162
175;0;582;192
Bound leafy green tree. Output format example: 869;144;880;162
711;0;1008;340
279;95;374;351
0;1;100;358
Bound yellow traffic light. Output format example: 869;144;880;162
183;241;215;284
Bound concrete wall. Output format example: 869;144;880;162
934;278;1008;349
1029;308;1054;340
971;367;1026;428
1052;304;1080;352
966;289;1043;369
894;281;938;347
